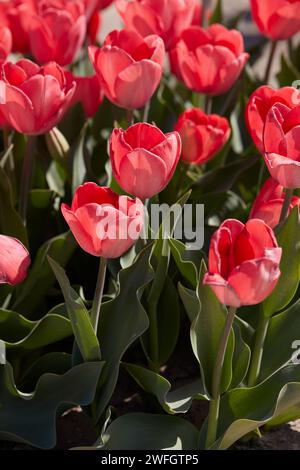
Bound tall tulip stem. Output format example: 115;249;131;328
264;41;278;84
205;306;236;449
279;188;293;225
204;95;212;114
127;109;134;127
19;136;35;224
247;309;269;387
90;257;107;333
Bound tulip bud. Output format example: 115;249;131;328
46;127;70;164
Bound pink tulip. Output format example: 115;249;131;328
0;235;30;285
109;122;181;199
0;59;75;135
0;0;36;54
89;29;165;109
0;26;12;64
250;0;300;40
203;219;282;307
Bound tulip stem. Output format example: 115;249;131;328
90;257;107;333
247;309;269;387
205;306;236;449
126;109;134;127
204;95;212;114
19;136;35;224
143;101;151;122
264;41;278;84
201;0;210;27
279;188;293;225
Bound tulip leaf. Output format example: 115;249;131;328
123;362;207;415
209;0;223;24
259;299;300;382
13;232;76;317
230;323;251;388
168;238;202;288
70;122;88;195
262;206;300;317
0;360;104;449
191;260;234;397
0;166;28;247
178;282;200;323
0;308;71;353
94;245;154;421
48;257;101;363
200;364;300;449
102;412;199;450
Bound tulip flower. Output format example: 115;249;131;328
89;29;165;109
116;0;198;49
109;122;181;199
65;71;103;117
28;0;86;66
0;26;12;64
0;59;75;135
250;177;300;228
87;10;102;44
98;0;114;8
175;108;230;165
0;0;36;54
203;219;282;307
170;24;249;96
245;85;300;154
61;183;144;259
0;235;30;285
250;0;300;40
262;102;300;189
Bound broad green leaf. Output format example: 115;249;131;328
0;166;28;246
29;189;55;210
102;413;199;450
168;238;202;288
13;232;76;317
123;362;207;415
19;352;71;389
0;308;72;352
263;207;300;317
178;282;200;323
48;257;101;363
191;261;234;397
202;364;300;449
94;245;154;421
0;361;104;449
230;323;251;388
260;299;300;381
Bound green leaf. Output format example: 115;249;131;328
0;361;104;449
48;257;101;363
276;54;299;87
13;232;76;317
0;308;72;352
0;166;28;247
123;362;207;415
29;189;55;210
260;299;300;381
94;245;154;421
178;282;200;323
191;261;234;397
168;238;202;288
70;122;88;195
203;364;300;449
209;0;223;24
262;206;300;317
230;323;251;388
102;413;199;450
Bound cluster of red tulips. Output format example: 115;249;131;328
1;0;300;451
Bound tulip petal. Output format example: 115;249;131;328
0;81;35;134
62;203;98;256
151;131;181;174
203;272;241;308
72;183;119;211
264;152;300;189
0;235;30;285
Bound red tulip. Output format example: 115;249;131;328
116;0;198;49
175;108;230;165
0;26;12;64
246;85;300;154
29;0;86;66
87;9;102;44
263;102;300;189
0;0;36;54
0;235;30;285
83;0;100;20
0;59;75;135
89;29;165;109
65;71;103;117
203;219;282;307
250;0;300;40
170;24;249;96
61;183;144;258
109;123;181;199
250;177;300;228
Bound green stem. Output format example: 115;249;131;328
204;94;212;114
127;109;134;127
143;101;151;122
19;136;35;224
279;188;293;225
247;309;269;387
205;306;236;449
90;257;107;333
264;41;278;84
